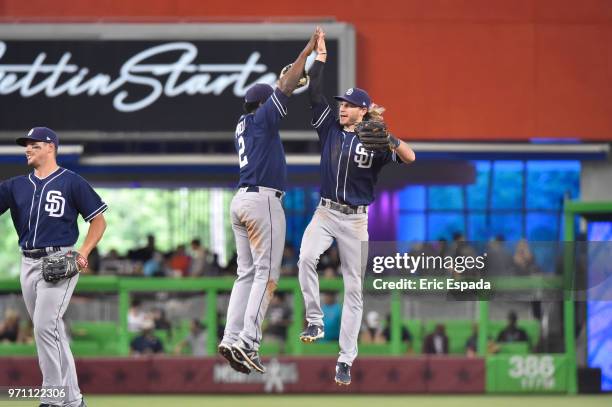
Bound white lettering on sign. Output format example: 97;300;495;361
0;41;310;113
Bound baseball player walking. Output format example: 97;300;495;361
0;127;107;406
218;29;319;374
298;30;416;385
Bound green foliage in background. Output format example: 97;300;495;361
0;188;235;278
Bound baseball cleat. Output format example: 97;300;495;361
300;324;324;343
335;362;351;386
231;341;266;374
218;343;251;374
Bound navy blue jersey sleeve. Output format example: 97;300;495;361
0;179;12;215
71;175;107;222
308;61;336;143
253;88;289;131
311;97;336;142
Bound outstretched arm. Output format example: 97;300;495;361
277;28;319;96
308;28;327;105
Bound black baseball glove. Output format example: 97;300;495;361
280;63;309;89
355;120;397;152
42;251;84;283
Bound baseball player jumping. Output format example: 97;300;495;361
218;29;319;374
297;30;416;385
0;127;107;406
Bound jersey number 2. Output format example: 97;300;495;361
238;135;248;168
235;120;248;168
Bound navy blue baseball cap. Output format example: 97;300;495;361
16;127;59;148
334;87;371;108
245;83;274;103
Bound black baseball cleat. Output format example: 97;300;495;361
231;341;266;374
335;362;351;386
218;343;251;374
300;324;324;343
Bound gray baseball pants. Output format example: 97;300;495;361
298;204;369;365
222;188;286;351
20;247;82;407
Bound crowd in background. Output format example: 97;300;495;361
85;232;547;278
0;231;546;356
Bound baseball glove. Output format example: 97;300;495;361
355;120;391;152
280;63;309;89
42;251;85;283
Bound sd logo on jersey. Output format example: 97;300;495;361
354;144;374;169
44;190;65;217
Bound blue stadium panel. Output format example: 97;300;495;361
526;161;580;210
491;161;524;210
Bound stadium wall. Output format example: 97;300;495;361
0;356;486;394
2;0;612;141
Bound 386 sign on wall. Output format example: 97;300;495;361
0;25;347;133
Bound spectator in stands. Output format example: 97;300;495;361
130;319;164;355
281;244;298;276
360;311;385;344
128;298;148;332
190;239;209;276
321;291;341;341
223;252;237;275
486;235;514;276
169;245;191;277
217;311;225;343
322;266;338;279
0;309;20;343
143;252;166;277
381;314;413;352
17;319;34;344
264;291;292;353
512;239;540;275
454;232;477;256
99;249;127;275
152;308;172;338
174;319;207;356
466;323;501;357
86;247;101;274
209;253;223;276
497;311;529;343
465;323;478;357
423;324;449;355
436;238;450;258
129;234;157;263
317;246;340;271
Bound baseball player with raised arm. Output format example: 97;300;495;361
218;29;319;375
297;30;416;385
0;127;107;407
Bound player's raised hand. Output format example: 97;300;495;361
315;27;327;62
301;28;319;56
316;28;326;54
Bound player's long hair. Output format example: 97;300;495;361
364;103;385;122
